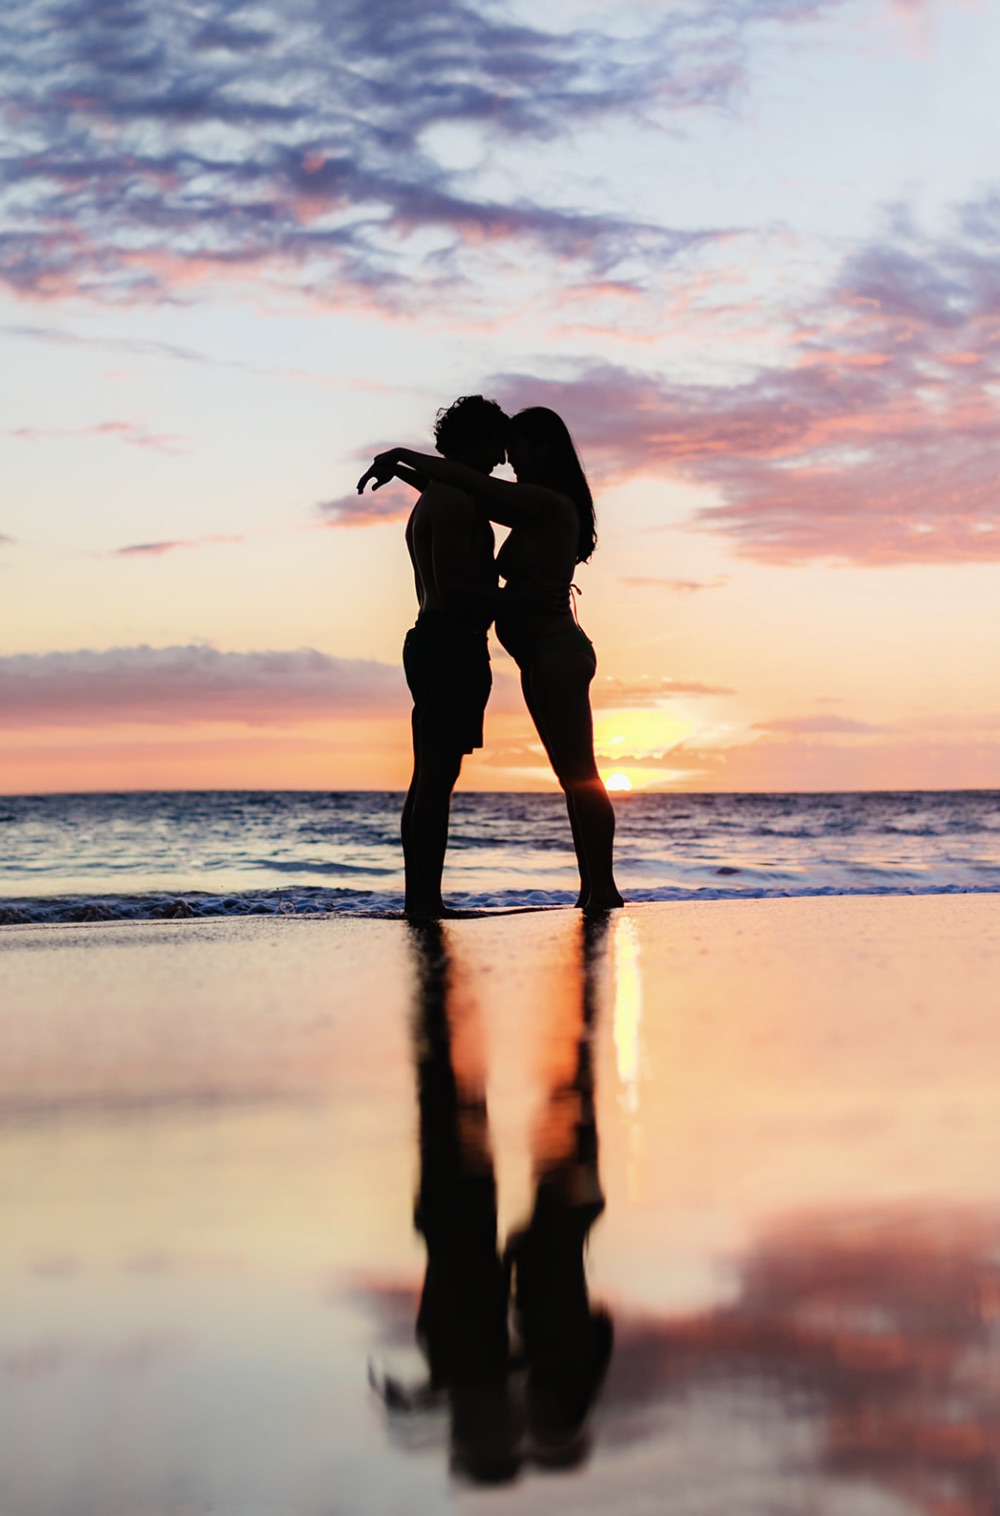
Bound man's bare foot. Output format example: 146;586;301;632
580;890;624;913
405;898;446;920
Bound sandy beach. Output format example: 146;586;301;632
3;895;1000;1514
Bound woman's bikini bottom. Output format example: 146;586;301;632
497;616;596;673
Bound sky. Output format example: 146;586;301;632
2;0;999;793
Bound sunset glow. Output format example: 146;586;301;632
2;0;999;792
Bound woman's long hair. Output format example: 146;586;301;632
509;407;596;563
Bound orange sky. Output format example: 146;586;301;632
2;0;999;792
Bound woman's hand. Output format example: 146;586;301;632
356;448;401;494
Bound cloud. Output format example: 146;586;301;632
593;674;735;707
752;714;893;735
619;575;726;593
0;320;384;394
674;731;1000;790
900;710;1000;734
114;541;196;557
0;533;14;545
477;739;553;779
8;420;182;453
113;535;243;556
490;200;1000;566
318;486;415;527
0;0;841;307
114;536;192;554
0;645;407;726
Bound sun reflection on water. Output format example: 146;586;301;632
612;913;645;1200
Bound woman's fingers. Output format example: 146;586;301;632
356;447;400;493
356;462;392;493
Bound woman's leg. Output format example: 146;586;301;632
521;652;623;910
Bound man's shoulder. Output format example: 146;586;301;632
416;479;474;520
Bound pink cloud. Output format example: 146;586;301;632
619;575;726;593
0;645;407;727
9;421;183;454
666;731;1000;790
593;675;735;707
751;715;893;735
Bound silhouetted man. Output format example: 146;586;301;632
396;396;508;916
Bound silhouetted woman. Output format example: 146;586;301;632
359;408;623;911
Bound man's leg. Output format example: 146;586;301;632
403;734;464;916
409;922;517;1482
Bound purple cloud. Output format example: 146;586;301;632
318;486;415;527
114;541;195;557
487;203;1000;566
0;645;407;726
0;0;842;306
113;535;243;556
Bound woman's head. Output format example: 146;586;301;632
507;407;596;562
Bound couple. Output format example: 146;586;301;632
357;396;622;918
374;915;613;1481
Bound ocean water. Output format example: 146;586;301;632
0;789;998;923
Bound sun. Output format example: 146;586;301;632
604;771;633;794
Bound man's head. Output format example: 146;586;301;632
434;395;508;474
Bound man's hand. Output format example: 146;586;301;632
356;448;400;494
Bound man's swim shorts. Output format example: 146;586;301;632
403;612;492;755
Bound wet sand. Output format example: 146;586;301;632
3;896;1000;1514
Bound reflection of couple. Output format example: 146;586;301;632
357;397;623;917
373;916;613;1482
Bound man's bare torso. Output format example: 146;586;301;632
406;481;497;625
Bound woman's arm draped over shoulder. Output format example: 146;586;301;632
357;447;557;529
393;463;428;493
